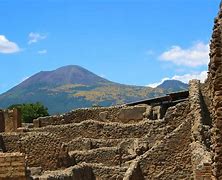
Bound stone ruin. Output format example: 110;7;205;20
0;108;22;134
1;3;222;180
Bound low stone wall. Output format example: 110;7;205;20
32;163;95;180
33;106;122;127
33;105;151;128
31;120;167;143
123;161;144;180
0;152;26;180
69;147;120;166
32;163;127;180
2;132;71;171
66;138;121;151
90;163;127;180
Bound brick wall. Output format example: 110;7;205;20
195;163;212;180
0;152;26;180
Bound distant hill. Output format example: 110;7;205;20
0;65;188;114
157;80;188;92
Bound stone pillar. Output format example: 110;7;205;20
208;5;222;179
13;108;22;129
4;109;15;133
3;108;22;133
0;110;5;133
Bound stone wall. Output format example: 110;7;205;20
189;80;212;180
66;138;121;151
0;152;26;180
0;110;4;133
32;163;95;180
2;132;71;171
134;110;193;179
194;162;212;180
123;161;144;180
207;3;222;179
33;106;123;127
121;80;214;180
33;105;154;128
30;119;167;143
0;108;22;133
1;101;189;176
69;147;119;166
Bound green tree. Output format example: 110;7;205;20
8;102;49;123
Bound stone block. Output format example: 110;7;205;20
33;119;41;128
117;106;146;123
99;111;108;121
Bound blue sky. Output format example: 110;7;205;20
0;0;220;93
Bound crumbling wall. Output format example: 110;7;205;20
33;106;122;127
31;163;95;180
189;80;212;180
2;132;71;171
0;152;26;180
66;138;121;151
123;161;144;180
33;105;150;128
69;147;120;166
134;110;193;179
30;120;167;143
0;108;22;133
122;81;213;180
207;4;222;179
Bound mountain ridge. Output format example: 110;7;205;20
0;65;188;114
157;80;188;92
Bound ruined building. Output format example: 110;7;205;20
1;2;222;180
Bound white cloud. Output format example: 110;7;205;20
0;35;20;54
147;71;208;88
28;32;46;44
159;42;209;67
171;71;207;84
147;77;170;88
38;49;47;54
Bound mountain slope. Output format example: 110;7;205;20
14;65;113;89
0;65;188;114
157;80;188;92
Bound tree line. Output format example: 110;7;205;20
8;102;49;123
